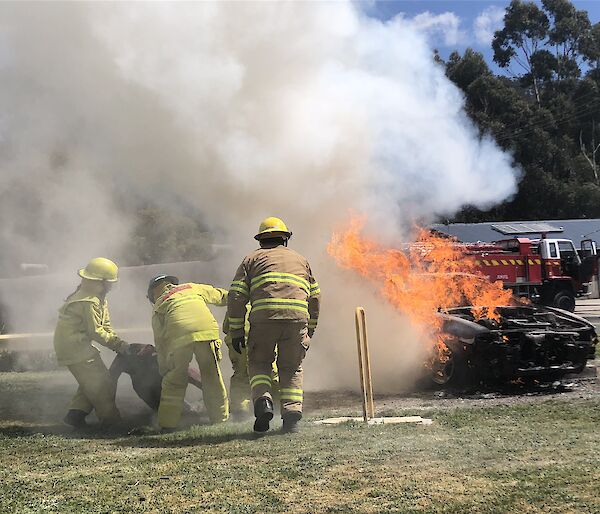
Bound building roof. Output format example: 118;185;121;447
430;219;600;244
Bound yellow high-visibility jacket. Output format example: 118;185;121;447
53;286;125;366
152;283;228;351
227;244;321;339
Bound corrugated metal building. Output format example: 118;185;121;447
430;219;600;245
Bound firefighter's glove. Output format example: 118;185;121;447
232;336;246;354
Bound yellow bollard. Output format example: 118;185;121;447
314;307;432;427
355;307;375;421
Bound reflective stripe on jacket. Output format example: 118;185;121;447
227;244;321;338
152;283;228;351
53;286;123;366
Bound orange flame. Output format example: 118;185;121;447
327;216;513;340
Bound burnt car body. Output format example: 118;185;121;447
428;305;598;387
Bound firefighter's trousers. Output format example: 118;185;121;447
68;354;121;424
158;340;228;427
226;337;279;416
247;321;308;417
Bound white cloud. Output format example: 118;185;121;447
473;5;505;46
410;11;467;46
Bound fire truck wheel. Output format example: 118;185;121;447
552;291;576;312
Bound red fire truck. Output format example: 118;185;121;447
464;237;597;311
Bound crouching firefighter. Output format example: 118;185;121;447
53;258;131;428
148;275;229;430
227;217;321;434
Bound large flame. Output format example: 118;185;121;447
327;216;514;341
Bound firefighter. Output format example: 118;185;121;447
227;217;321;434
223;305;279;420
53;257;130;428
148;274;229;430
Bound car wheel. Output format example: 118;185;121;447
429;340;468;387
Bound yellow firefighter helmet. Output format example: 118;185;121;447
78;257;119;282
254;217;292;240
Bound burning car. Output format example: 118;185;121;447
328;218;597;388
429;305;598;387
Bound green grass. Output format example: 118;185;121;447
0;372;599;513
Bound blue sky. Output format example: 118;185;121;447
364;1;600;70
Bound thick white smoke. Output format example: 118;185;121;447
0;2;518;391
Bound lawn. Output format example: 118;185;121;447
0;372;598;513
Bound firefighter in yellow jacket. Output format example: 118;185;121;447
53;257;130;428
227;217;321;434
148;275;229;430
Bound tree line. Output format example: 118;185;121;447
443;0;600;223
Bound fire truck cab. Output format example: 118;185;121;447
536;238;597;308
469;234;597;312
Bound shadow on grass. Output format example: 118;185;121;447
386;378;585;400
0;411;160;440
0;422;149;440
0;423;68;437
114;422;287;448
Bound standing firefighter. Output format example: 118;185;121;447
223;305;279;420
54;257;130;428
228;217;321;434
148;275;229;430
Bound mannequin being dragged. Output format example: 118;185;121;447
109;343;202;412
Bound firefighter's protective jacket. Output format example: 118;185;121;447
222;303;251;337
152;282;228;351
53;287;126;366
227;244;321;339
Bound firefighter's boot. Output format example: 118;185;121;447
253;397;274;433
63;409;88;429
281;412;301;434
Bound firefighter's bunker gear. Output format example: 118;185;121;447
223;308;279;419
228;218;321;432
151;282;229;428
53;258;129;427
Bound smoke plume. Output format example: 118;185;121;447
0;2;518;391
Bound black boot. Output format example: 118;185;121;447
63;409;88;429
281;412;302;434
253;397;274;433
